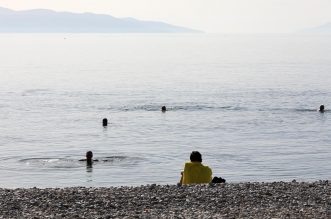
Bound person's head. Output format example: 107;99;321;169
103;118;108;126
190;151;202;162
320;105;325;112
161;106;166;112
86;151;93;160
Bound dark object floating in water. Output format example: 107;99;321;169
161;106;167;112
103;118;108;126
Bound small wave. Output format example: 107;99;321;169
19;158;80;169
256;108;324;113
95;156;143;167
171;105;230;111
100;155;128;162
99;105;326;113
22;89;52;96
294;109;326;112
103;105;245;112
132;105;160;111
19;158;61;163
17;155;138;168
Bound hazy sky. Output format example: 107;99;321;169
0;0;331;33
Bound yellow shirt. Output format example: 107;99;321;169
182;162;212;185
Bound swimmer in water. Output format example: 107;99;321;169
319;105;325;113
103;118;108;127
79;151;99;166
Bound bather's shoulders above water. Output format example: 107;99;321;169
79;151;99;162
79;159;99;162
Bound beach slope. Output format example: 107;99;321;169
0;181;330;218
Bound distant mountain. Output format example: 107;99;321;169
303;23;331;33
0;7;201;33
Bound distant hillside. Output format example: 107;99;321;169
0;7;201;33
303;23;331;33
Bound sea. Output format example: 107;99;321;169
0;33;330;188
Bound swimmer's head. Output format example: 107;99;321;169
161;106;166;112
86;151;93;160
190;151;202;162
320;105;325;112
103;118;108;126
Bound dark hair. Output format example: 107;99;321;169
103;118;108;126
86;151;93;159
320;105;325;111
190;151;202;162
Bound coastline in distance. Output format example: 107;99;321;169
0;6;202;33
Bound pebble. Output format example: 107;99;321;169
0;181;330;218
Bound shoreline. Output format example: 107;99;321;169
1;181;330;218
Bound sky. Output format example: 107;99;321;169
0;0;331;33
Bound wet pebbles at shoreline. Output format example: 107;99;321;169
0;181;330;218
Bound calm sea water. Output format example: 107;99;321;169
0;34;330;188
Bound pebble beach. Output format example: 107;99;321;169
0;181;330;218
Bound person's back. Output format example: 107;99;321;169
181;151;212;185
182;161;212;185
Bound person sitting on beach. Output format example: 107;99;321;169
79;151;99;165
319;105;325;113
180;151;212;185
